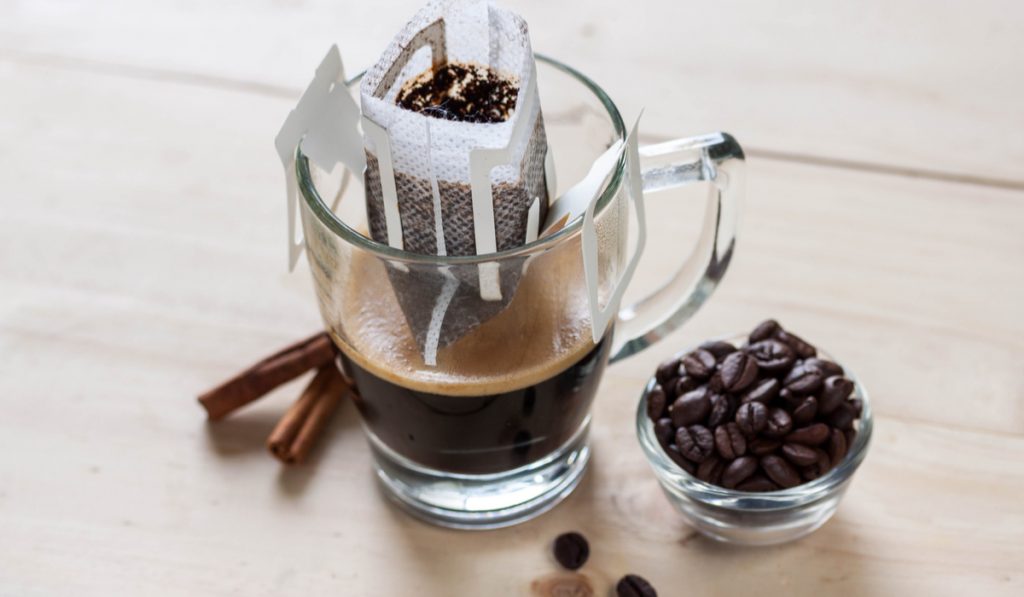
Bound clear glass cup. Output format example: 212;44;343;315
636;335;873;545
294;56;745;528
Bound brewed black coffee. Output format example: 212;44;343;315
340;330;610;474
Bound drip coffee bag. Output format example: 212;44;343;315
360;0;551;358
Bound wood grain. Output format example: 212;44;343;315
1;6;1023;596
2;0;1023;184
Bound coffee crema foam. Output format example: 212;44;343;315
330;242;600;397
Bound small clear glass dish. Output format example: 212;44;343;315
635;335;873;546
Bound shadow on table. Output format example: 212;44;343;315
366;450;620;594
201;394;362;497
276;399;363;497
202;411;280;456
679;515;875;595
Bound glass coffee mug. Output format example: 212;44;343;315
294;56;743;528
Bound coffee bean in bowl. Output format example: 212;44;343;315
636;320;872;545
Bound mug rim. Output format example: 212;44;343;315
295;54;628;265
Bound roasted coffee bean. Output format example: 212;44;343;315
827;428;848;465
781;442;819;466
776;330;817;358
749;319;781;343
714;422;747;459
791;396;818;425
616;574;657;597
763;407;793;438
828;401;856;430
785;423;830;445
735;401;768;435
659;419;675;448
553;532;589;570
666;444;697;474
676;425;715;463
783;362;824;395
818;375;854;415
670;388;710;427
721;455;758;489
746;340;795;374
700;339;738;359
844;428;858;448
720;351;760;392
741;378;780;404
707;372;726;393
673;374;701;398
805;357;844;378
655;356;681;385
696;455;725;484
778;387;804;409
654;418;674;446
736;473;778;492
801;449;832;481
681;349;717;379
849;397;864;417
707;394;734;428
761;454;801;488
646;385;667;420
749;437;782;456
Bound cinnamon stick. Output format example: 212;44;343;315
268;365;351;464
197;332;336;421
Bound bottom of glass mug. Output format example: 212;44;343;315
367;419;591;530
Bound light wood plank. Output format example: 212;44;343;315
1;44;1023;596
2;0;1023;184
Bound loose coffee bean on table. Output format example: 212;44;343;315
552;532;590;570
616;574;658;597
646;319;862;492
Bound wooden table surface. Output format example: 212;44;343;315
2;1;1022;595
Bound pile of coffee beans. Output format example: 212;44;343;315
647;320;862;491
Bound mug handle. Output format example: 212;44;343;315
609;132;745;363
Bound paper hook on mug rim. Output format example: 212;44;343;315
581;112;647;343
275;45;366;271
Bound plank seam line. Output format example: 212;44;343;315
4;47;1024;192
0;48;298;99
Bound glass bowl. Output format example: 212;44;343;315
635;335;873;546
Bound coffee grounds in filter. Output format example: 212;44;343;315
397;62;518;124
360;2;551;355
